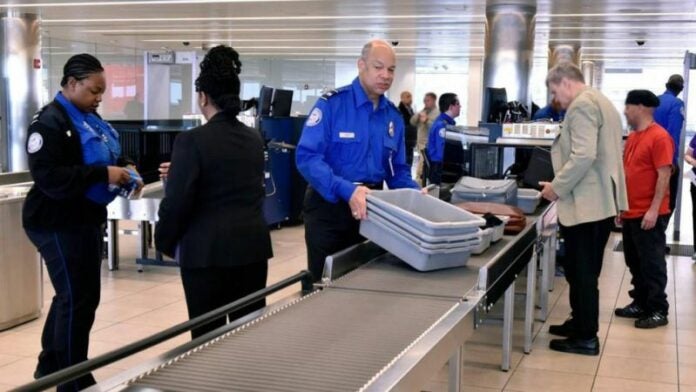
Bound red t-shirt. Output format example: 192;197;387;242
622;123;674;219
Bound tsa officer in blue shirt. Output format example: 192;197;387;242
654;74;685;218
296;39;419;286
426;93;461;185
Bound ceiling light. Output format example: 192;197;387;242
0;0;308;7
44;14;484;24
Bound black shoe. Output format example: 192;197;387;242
549;318;575;337
635;312;668;329
549;336;600;356
614;302;645;318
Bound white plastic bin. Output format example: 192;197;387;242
360;217;472;271
451;176;518;205
516;188;542;214
367;189;485;236
367;207;481;246
471;228;494;255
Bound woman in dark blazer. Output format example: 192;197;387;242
155;46;272;339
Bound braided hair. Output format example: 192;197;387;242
60;53;104;87
195;45;242;115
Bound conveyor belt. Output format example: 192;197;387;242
123;289;458;392
331;253;479;300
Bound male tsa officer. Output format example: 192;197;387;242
296;39;420;287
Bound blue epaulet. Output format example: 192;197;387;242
386;99;399;111
320;86;349;100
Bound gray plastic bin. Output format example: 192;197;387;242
367;207;481;246
360;217;472;271
451;176;518;205
471;228;493;255
516;188;542;214
366;189;485;236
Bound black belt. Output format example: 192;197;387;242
355;182;383;190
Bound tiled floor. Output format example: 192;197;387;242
1;218;695;391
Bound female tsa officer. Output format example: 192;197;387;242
23;53;141;391
156;45;273;339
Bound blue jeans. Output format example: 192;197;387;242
25;226;102;392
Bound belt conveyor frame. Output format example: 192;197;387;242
16;202;558;392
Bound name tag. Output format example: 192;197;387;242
339;132;355;139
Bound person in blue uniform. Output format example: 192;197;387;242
532;97;565;122
155;46;272;339
426;93;461;185
654;74;685;221
23;54;142;391
296;39;419;286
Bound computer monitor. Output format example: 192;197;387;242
258;86;274;116
484;87;508;123
271;88;293;117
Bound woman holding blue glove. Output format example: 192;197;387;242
22;53;142;391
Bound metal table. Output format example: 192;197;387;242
106;181;173;270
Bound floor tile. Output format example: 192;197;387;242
602;338;677;362
518;349;599;375
680;362;696;386
505;368;593;392
597;355;678;384
0;357;37;386
0;353;22;368
592;376;678;392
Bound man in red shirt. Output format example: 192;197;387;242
616;90;673;329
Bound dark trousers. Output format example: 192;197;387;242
691;182;696;240
405;140;416;166
621;215;669;315
428;162;443;185
303;187;363;287
180;262;268;340
560;217;613;339
25;226;102;392
668;167;680;220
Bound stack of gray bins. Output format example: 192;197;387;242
360;189;486;272
450;176;518;205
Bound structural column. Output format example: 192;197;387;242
0;12;41;172
548;44;580;69
481;0;537;121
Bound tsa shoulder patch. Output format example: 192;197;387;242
438;128;446;138
306;108;323;127
27;132;43;153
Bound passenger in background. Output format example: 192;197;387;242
411;92;439;185
684;134;696;258
532;97;565;122
615;90;673;329
539;63;627;356
155;45;272;339
426;93;461;185
398;91;417;166
296;39;419;287
654;74;685;226
23;53;141;391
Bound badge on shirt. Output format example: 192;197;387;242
438;128;445;138
306;108;322;127
27;132;43;153
339;132;355;139
388;121;394;138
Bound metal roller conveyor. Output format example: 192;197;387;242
86;203;556;392
115;289;468;392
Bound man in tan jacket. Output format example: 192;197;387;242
539;63;628;356
411;92;439;185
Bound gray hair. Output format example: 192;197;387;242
546;63;585;86
361;39;392;60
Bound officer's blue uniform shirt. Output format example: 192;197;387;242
654;90;685;165
532;105;565;122
426;112;455;163
296;77;419;203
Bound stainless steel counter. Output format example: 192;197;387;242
0;181;42;331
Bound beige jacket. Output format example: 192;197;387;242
550;87;628;226
411;108;440;148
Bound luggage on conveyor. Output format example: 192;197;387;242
454;202;527;234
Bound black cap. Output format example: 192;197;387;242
625;89;660;108
666;74;684;92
